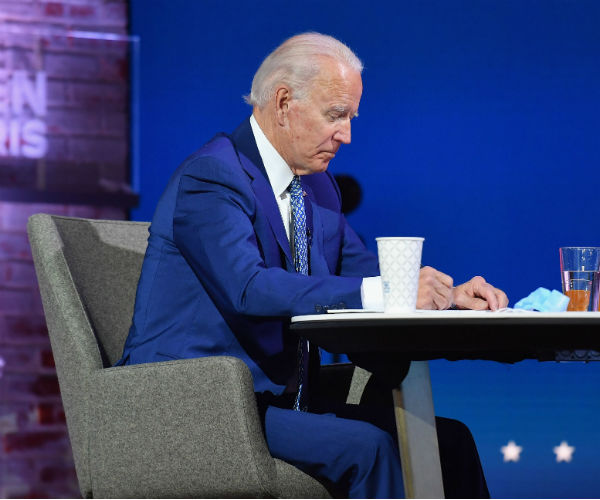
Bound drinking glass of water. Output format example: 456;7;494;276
559;247;600;311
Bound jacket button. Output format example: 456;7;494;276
315;305;323;313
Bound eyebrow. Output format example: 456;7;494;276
329;105;359;118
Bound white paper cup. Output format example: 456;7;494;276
376;237;424;313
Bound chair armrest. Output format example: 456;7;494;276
88;356;277;498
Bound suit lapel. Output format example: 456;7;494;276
230;118;293;267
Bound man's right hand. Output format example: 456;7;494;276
417;266;454;310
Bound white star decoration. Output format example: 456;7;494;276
553;441;575;463
501;440;523;462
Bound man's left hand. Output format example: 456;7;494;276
452;276;509;311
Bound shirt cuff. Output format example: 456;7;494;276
360;276;384;311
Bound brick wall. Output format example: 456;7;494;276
0;1;130;497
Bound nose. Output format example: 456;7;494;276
333;118;352;144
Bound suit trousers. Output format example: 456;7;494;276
258;392;490;499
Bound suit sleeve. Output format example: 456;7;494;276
172;156;363;317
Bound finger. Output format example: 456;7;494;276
433;294;452;310
426;271;453;299
436;270;454;289
417;272;433;309
468;276;500;311
417;286;450;309
432;285;453;310
478;285;509;310
481;285;499;310
434;273;453;309
419;266;436;279
416;289;435;309
418;267;455;309
454;289;489;311
419;270;453;309
496;289;509;308
465;297;491;310
420;266;454;290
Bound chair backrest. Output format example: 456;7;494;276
27;214;149;497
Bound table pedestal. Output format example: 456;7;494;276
394;361;444;498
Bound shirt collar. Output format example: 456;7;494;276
250;114;294;198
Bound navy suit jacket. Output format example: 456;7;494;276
117;118;380;395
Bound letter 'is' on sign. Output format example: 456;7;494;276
0;71;48;159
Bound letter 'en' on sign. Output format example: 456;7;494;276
0;70;48;159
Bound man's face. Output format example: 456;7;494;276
280;59;363;175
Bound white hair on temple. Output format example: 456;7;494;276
244;32;363;109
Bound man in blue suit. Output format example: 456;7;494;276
118;32;508;497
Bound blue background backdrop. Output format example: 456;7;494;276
129;1;600;497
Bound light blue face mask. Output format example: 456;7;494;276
514;287;570;312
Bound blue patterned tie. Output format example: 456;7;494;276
290;175;309;276
289;175;309;411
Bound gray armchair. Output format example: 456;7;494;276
27;213;377;498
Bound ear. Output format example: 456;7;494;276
274;86;292;126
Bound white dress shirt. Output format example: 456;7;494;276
250;115;294;240
249;115;383;311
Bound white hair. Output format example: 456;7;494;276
244;32;363;109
